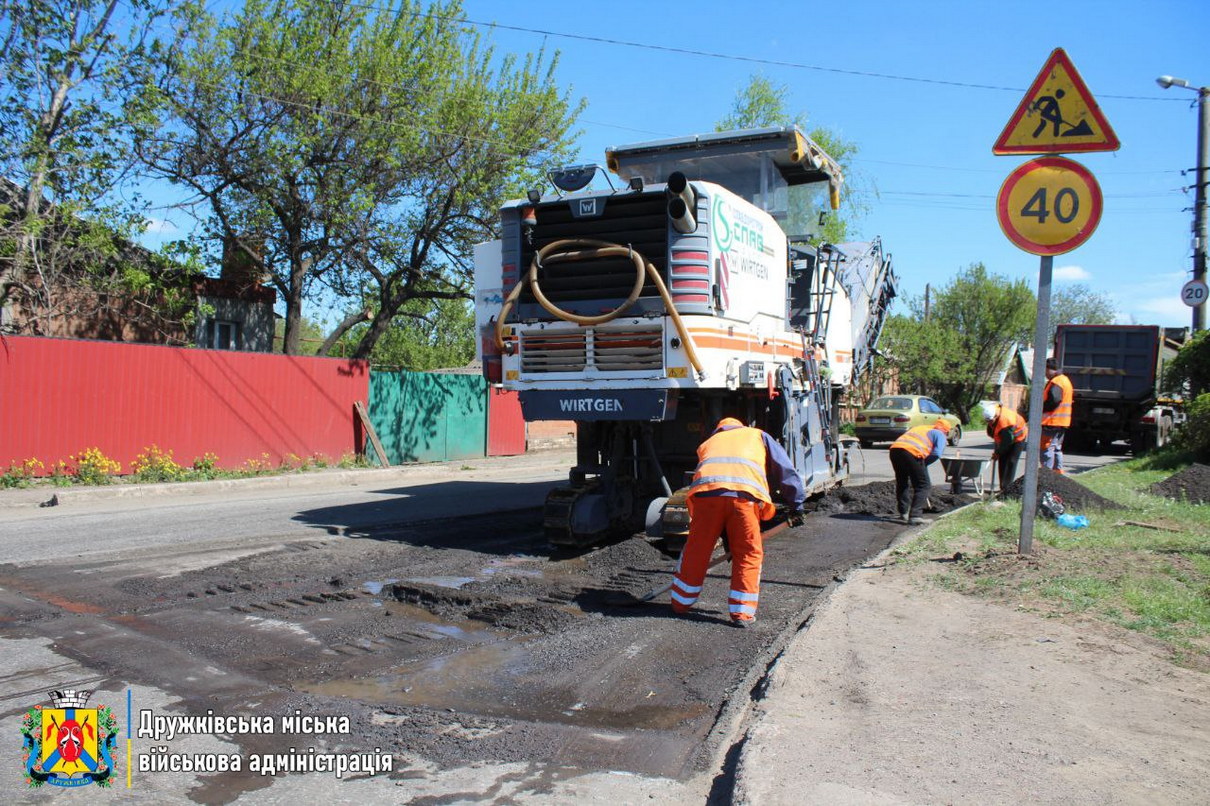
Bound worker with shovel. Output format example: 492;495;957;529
984;401;1027;494
670;417;805;628
889;419;950;525
1041;357;1074;473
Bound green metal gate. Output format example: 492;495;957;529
368;371;486;464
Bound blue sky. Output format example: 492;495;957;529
450;0;1209;329
137;0;1208;330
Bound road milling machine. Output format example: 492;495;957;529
474;127;897;548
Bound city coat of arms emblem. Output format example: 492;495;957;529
20;689;118;788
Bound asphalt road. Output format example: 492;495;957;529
0;435;1124;804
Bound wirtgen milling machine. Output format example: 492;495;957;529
475;127;896;548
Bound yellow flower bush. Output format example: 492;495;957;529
131;445;185;483
71;447;121;485
1;458;44;488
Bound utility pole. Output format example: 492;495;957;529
1157;76;1209;331
1194;86;1208;331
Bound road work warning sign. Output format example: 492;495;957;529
993;48;1119;155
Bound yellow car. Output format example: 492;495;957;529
853;394;963;448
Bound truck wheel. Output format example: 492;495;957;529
1131;430;1158;455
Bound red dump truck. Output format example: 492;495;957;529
1053;324;1188;454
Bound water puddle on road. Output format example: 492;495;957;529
402;575;477;589
300;633;546;719
300;605;709;731
361;579;399;595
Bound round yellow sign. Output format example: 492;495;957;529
996;157;1102;256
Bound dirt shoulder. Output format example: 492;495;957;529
734;549;1210;805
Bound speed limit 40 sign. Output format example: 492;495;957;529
996;156;1103;256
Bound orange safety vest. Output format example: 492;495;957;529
1041;373;1074;428
890;425;934;459
689;419;775;519
993;409;1028;443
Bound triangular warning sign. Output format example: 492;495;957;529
993;48;1119;155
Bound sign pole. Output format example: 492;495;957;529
1019;254;1053;554
992;48;1118;553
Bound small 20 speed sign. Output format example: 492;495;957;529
1182;278;1209;308
997;157;1103;256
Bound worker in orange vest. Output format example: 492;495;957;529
888;419;950;525
1040;358;1074;473
983;401;1027;493
670;417;805;628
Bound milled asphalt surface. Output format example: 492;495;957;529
1;440;1143;804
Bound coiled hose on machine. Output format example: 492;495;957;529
493;238;704;378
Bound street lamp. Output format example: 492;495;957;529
1157;75;1209;331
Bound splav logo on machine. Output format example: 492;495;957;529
20;689;118;789
711;194;775;312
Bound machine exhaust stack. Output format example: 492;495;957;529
666;171;697;233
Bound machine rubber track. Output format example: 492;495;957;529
543;482;599;549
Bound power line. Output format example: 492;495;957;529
173;75;1190;204
290;1;1184;101
864;158;1183;177
880;189;1183;200
379;6;1178;102
173;74;563;159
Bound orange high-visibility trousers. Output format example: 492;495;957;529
670;495;764;622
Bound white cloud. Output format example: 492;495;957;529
1053;264;1091;282
1126;295;1195;326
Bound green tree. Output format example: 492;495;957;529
333;295;474;369
715;74;865;244
272;315;329;356
882;263;1035;422
1165;329;1210;398
1167;330;1210;460
878;314;963;398
1048;282;1116;345
0;0;184;333
142;0;581;356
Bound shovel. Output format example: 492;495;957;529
606;521;791;607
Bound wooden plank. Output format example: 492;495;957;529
353;400;390;467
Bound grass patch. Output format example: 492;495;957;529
894;454;1210;669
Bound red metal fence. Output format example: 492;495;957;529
0;336;368;475
486;387;525;456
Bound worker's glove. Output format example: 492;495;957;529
788;509;806;527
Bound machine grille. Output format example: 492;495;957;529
521;325;663;374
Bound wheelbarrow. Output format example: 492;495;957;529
939;456;989;495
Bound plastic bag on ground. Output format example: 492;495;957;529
1039;491;1065;519
1056;513;1089;530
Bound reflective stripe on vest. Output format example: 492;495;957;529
994;410;1028;443
689;426;772;507
1041;374;1074;428
891;426;933;459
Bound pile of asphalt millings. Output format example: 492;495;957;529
1002;466;1123;511
1149;463;1210;505
816;480;975;518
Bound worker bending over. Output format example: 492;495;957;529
889;419;950;525
670;417;805;628
984;401;1028;493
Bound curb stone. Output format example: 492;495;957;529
0;448;576;511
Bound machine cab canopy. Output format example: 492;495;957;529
605;126;843;233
